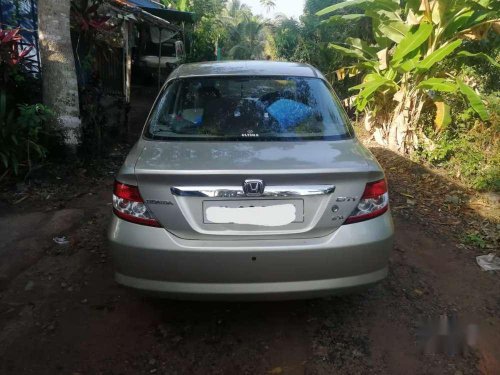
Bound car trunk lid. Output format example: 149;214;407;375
134;140;383;240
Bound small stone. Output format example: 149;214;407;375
149;370;157;374
81;299;88;304
445;195;460;204
24;281;35;291
61;282;68;288
482;192;500;205
16;183;29;193
171;335;182;344
352;349;363;358
269;367;283;374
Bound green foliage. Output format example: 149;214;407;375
161;0;190;11
0;27;58;175
186;0;274;62
227;16;268;59
273;17;301;60
272;0;368;98
457;78;489;121
0;104;61;174
420;90;499;192
462;232;488;249
316;0;499;154
185;0;228;62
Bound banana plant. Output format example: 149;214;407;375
317;0;499;153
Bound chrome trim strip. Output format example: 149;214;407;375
170;185;335;198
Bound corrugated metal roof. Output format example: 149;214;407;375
144;8;196;23
109;0;195;23
108;0;179;30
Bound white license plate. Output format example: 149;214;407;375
203;200;304;227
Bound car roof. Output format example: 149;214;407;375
170;61;326;80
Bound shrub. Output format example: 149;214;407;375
0;28;62;175
0;104;63;174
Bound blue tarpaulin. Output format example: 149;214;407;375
267;99;313;130
127;0;164;9
127;0;196;23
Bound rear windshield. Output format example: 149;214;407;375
145;76;353;141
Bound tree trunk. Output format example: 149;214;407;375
38;0;81;150
372;90;423;154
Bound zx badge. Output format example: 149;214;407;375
336;197;357;202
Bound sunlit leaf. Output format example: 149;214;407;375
430;0;447;25
317;0;370;16
351;75;395;111
328;43;369;60
346;37;378;58
393;22;433;62
406;9;422;25
336;68;347;80
434;101;451;132
377;19;410;43
396;51;421;72
316;0;399;16
441;10;472;37
418;78;458;92
370;15;394;49
377;48;388;70
323;14;365;24
416;40;462;71
177;0;189;12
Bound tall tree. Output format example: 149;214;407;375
38;0;81;149
260;0;276;14
228;16;268;59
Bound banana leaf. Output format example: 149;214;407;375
416;40;462;71
393;22;433;62
434;101;452;132
456;50;500;68
418;78;458;92
457;79;489;120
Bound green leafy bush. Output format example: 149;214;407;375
316;0;499;153
1;27;63;176
0;104;62;174
420;109;499;192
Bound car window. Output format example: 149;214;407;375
146;76;353;141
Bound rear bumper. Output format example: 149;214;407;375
108;212;394;300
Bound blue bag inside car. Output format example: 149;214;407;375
267;99;313;130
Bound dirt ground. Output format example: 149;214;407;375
0;95;499;374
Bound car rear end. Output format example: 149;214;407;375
108;62;394;300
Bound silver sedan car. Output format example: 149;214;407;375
108;61;394;300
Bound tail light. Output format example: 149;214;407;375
113;181;161;227
344;179;389;224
